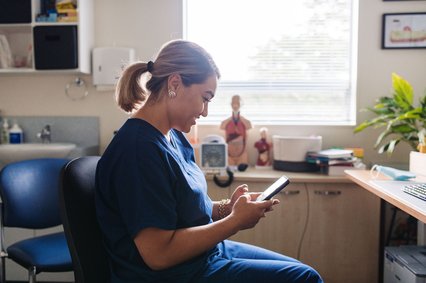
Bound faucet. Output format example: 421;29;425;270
37;125;51;144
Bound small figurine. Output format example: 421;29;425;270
254;127;272;168
220;95;252;167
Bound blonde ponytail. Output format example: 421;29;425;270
115;62;149;113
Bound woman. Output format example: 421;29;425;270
95;39;323;283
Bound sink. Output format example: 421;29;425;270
0;143;76;165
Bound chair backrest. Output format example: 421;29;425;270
60;156;109;283
0;158;70;229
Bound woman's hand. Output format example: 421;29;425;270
229;185;279;212
229;194;275;230
230;184;249;204
226;185;280;230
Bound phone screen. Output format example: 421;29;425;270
256;175;290;201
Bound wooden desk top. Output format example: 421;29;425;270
346;170;426;223
207;167;352;183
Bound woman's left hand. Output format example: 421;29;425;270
229;185;279;213
230;184;249;203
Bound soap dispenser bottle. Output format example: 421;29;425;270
1;118;9;144
9;120;23;144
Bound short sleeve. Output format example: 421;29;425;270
113;143;178;238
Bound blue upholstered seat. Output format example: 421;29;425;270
0;158;73;283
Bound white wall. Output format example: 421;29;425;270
0;0;426;167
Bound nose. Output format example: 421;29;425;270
201;103;209;117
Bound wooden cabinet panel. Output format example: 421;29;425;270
299;183;380;283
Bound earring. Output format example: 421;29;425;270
168;89;176;98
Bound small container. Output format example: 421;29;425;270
9;120;23;144
1;118;10;144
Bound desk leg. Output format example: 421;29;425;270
418;221;426;245
379;199;385;283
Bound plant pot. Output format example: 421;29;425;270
409;151;426;177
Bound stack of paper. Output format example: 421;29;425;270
307;149;365;176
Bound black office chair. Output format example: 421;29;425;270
0;158;73;283
59;156;109;283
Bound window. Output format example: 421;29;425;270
183;0;358;125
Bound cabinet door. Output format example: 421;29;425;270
299;183;380;283
230;182;308;258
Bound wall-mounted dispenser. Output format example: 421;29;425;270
92;47;135;90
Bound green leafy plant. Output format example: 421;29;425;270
354;73;426;155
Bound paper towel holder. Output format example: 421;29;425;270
92;47;136;90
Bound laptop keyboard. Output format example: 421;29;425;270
403;183;426;201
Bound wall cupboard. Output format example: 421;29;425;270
0;0;93;74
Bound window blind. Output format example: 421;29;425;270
183;0;358;125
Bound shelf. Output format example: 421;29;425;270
33;22;79;26
0;68;34;73
0;0;93;74
0;68;81;74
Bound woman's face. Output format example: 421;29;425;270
170;75;217;133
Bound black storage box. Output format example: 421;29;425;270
34;26;78;70
0;0;31;23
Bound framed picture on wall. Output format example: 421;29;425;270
382;13;426;49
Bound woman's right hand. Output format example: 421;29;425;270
229;194;275;230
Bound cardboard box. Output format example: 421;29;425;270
410;151;426;177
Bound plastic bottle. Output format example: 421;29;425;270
9;120;23;144
1;118;9;144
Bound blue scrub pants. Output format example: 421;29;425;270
196;240;323;283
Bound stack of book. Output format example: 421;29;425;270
306;149;365;176
56;0;78;22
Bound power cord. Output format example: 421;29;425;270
297;183;310;260
213;168;234;188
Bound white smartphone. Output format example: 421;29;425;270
256;175;290;201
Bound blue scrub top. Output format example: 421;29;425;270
95;118;216;282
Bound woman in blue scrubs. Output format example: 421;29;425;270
95;39;323;283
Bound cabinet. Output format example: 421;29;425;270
0;0;93;74
207;173;381;283
299;183;380;283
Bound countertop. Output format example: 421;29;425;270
207;167;352;183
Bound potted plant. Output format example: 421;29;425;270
354;73;426;155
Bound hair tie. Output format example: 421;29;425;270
147;61;154;73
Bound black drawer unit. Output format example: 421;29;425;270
34;25;78;70
0;0;31;23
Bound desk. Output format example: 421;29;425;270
346;170;426;283
345;170;426;223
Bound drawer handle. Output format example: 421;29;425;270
282;190;300;195
314;190;341;196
